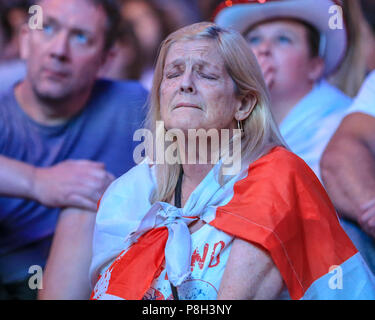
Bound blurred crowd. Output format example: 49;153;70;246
0;0;227;91
0;0;374;93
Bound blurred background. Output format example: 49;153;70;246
0;0;227;92
0;0;374;93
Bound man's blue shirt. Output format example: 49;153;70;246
0;79;148;282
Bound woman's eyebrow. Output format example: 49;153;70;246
165;58;221;73
194;59;222;73
165;59;184;69
194;58;211;66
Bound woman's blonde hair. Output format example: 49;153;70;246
145;22;286;203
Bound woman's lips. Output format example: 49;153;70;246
174;103;202;110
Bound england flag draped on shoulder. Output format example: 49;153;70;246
89;147;375;300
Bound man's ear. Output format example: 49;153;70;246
101;44;118;67
308;56;325;82
97;44;118;78
235;93;258;121
19;23;30;60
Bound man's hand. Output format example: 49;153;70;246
32;160;115;211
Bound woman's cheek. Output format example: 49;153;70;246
159;83;172;107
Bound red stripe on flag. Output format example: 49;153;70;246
92;227;168;300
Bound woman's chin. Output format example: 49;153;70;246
164;120;204;132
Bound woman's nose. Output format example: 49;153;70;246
179;72;196;94
179;84;195;94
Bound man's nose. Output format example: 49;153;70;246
49;31;70;62
179;71;196;94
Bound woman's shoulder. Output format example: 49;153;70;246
251;146;314;178
108;162;154;193
237;146;328;204
99;162;155;209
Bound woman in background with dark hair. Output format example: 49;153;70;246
329;0;375;97
99;0;204;88
98;19;144;81
116;0;176;89
0;0;30;61
0;0;29;92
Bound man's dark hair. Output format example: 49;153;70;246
90;0;122;51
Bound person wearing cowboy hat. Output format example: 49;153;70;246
214;0;352;180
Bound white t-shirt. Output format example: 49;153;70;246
346;71;375;117
93;221;290;300
144;223;234;300
91;223;234;300
280;80;352;180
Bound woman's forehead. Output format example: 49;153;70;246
164;39;224;68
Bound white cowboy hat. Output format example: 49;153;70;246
213;0;347;77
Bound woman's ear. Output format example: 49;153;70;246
235;93;257;121
308;56;325;82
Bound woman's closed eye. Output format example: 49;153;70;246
198;72;218;80
166;72;181;79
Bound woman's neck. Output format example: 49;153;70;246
179;163;213;233
181;163;213;189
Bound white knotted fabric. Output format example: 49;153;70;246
123;202;197;286
89;160;247;289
